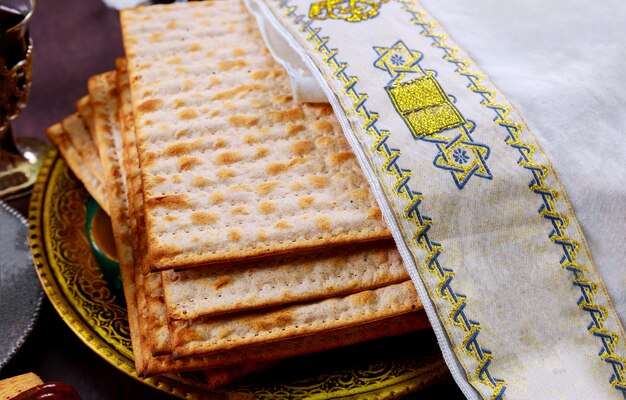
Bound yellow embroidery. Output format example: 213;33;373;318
386;76;465;138
373;40;423;76
432;125;491;184
309;0;388;22
372;39;491;188
399;1;626;395
276;2;506;398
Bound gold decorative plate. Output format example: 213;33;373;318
28;150;450;399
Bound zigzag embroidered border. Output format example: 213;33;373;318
397;1;626;397
271;0;507;398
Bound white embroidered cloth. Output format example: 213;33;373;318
246;0;626;398
420;0;626;327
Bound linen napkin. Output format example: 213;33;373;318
245;0;626;398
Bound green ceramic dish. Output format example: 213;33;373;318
85;197;123;298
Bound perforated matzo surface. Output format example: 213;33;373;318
121;1;390;270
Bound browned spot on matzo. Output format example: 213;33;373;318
178;156;202;171
259;201;276;214
250;311;294;332
228;228;242;242
307;176;329;189
266;107;304;122
192;176;212;187
178;109;198;120
231;206;249;215
351;290;377;307
290;181;304;190
149;32;162;42
150;244;182;260
140;89;155;99
214;277;231;290
257;229;269;241
274;221;291;230
217;60;247;70
210;192;225;204
214;138;228;149
286;124;305;136
351;188;369;200
255;147;269;158
181;79;193;90
191;211;219;225
214;151;242;165
137;99;162;113
256;181;280;195
243;133;258;144
212;84;269;101
187;43;202;52
299;196;315;208
230;184;251;192
228;115;259;128
146;194;189;209
291;140;315;157
266;162;288;175
315;136;334;147
142;151;157;167
272;95;293;104
368;208;383;220
315;216;331;232
312;120;334;134
250;70;269;80
146;176;167;189
163;140;200;157
329;152;355;165
216;168;236;179
289;158;307;167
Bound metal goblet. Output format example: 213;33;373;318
0;0;50;200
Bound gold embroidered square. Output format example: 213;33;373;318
386;75;465;138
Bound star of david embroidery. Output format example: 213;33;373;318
373;39;493;189
431;128;492;189
373;40;424;79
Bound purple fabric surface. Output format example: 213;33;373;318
12;0;123;140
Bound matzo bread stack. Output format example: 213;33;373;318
161;241;409;320
61;111;104;185
45;120;109;213
110;63;422;370
42;0;431;388
46;101;428;379
121;0;390;271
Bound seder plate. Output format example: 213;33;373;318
27;150;450;399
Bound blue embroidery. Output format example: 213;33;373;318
374;40;426;83
424;122;492;189
273;1;507;397
390;54;405;66
453;148;469;164
399;1;626;397
373;40;492;189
